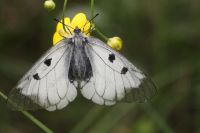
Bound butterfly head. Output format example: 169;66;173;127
74;27;81;35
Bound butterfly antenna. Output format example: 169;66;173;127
90;13;99;23
86;26;95;35
54;18;74;35
83;13;99;32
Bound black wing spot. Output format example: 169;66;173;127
121;67;128;74
44;58;52;66
108;54;115;63
33;73;40;80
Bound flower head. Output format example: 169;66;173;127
107;37;123;51
53;13;91;45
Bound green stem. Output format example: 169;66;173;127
0;91;54;133
90;0;94;19
95;28;108;41
0;91;7;100
22;111;54;133
62;0;68;32
90;0;108;41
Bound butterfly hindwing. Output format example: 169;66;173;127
80;37;156;105
8;40;77;111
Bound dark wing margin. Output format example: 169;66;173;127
123;75;157;102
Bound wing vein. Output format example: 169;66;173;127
88;45;121;74
40;47;71;79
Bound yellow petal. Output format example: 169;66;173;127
56;17;71;32
81;20;91;33
107;37;123;51
71;13;90;30
58;29;71;37
53;32;64;45
53;17;72;45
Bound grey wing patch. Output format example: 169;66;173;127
7;88;42;111
80;37;156;105
123;73;157;102
8;39;77;111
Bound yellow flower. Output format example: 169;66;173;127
107;37;123;51
53;13;91;45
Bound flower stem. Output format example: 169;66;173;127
95;27;108;41
62;0;68;32
90;0;94;19
0;91;7;100
90;0;108;42
22;111;54;133
0;90;54;133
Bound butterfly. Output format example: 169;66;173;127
8;27;157;111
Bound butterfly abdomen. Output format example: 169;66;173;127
68;37;93;83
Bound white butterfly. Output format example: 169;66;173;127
8;28;156;111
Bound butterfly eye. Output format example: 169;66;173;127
74;28;81;34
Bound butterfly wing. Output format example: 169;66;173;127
80;37;157;105
8;39;77;111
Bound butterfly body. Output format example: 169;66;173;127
68;31;93;84
8;28;156;111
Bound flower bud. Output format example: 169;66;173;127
44;0;56;11
107;36;123;50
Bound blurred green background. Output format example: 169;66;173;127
0;0;200;133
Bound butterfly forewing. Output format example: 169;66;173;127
8;39;77;111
